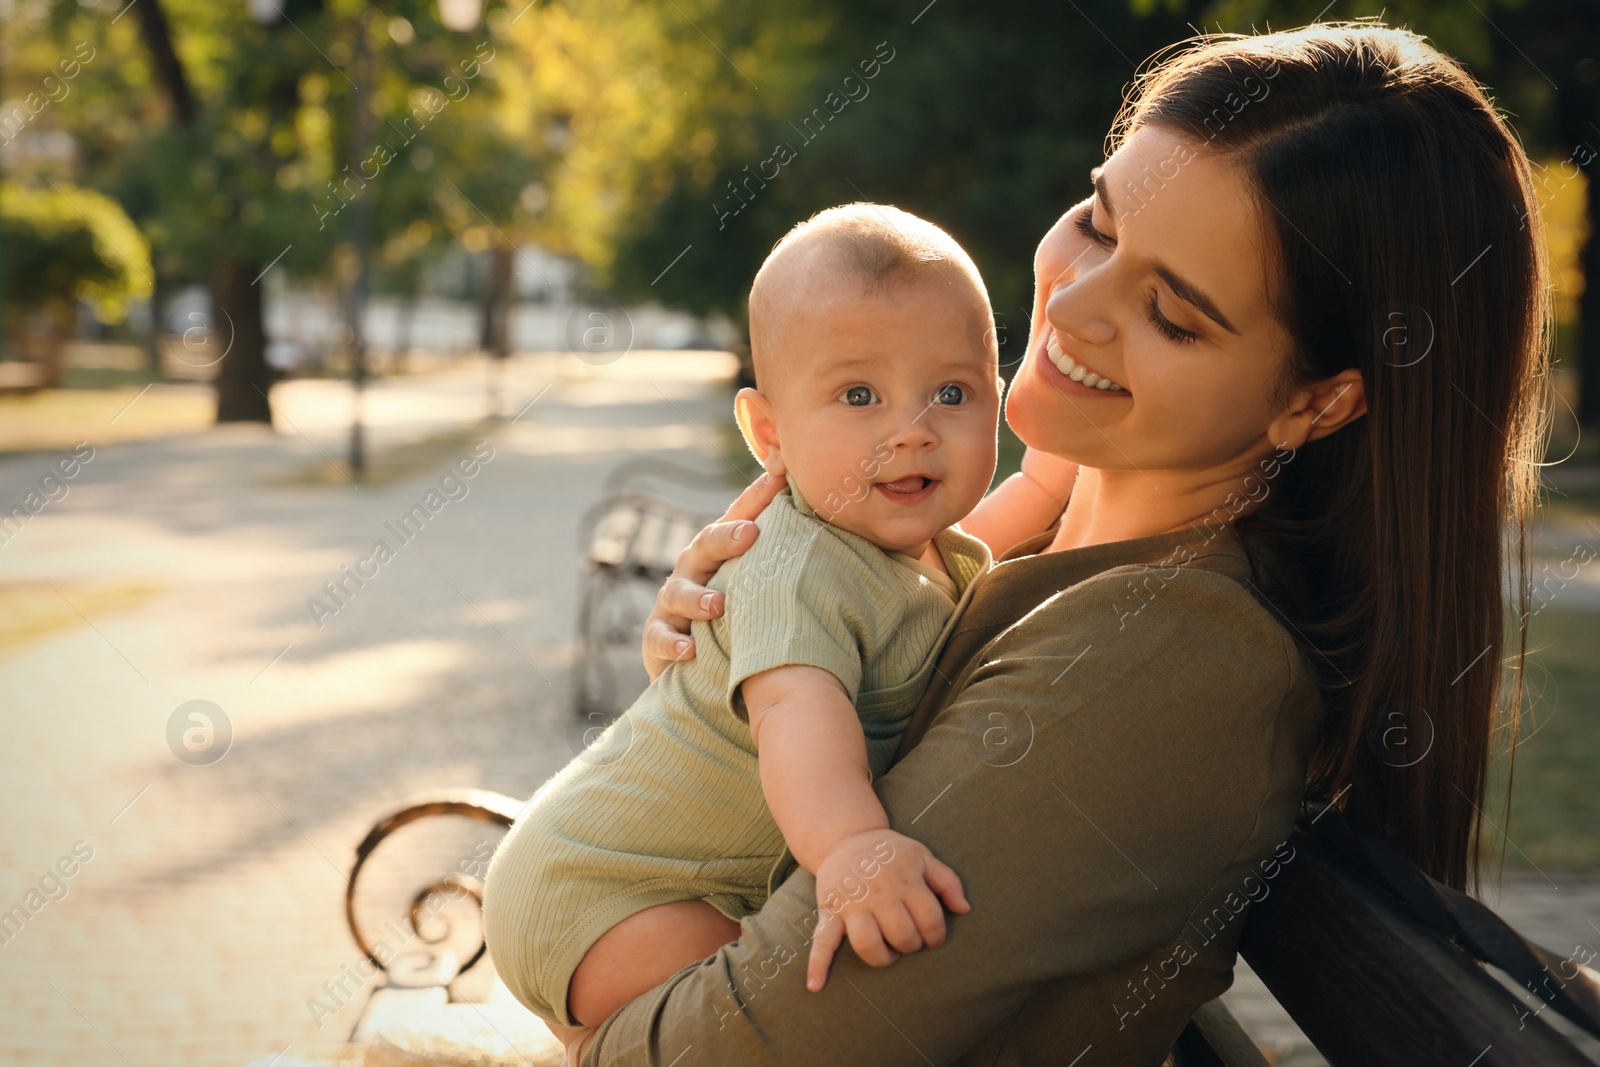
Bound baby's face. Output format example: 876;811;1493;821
762;281;1000;555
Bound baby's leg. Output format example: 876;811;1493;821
566;899;742;1028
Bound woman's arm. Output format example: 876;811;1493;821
580;566;1309;1066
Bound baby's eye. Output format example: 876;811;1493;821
841;386;877;407
934;383;966;405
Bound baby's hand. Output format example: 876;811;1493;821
1019;447;1080;505
806;829;970;992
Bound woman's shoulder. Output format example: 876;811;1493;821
1002;538;1306;696
961;538;1323;859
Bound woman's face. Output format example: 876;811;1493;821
1006;124;1298;478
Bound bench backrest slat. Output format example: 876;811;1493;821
1237;833;1589;1066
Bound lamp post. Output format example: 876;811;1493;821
345;10;374;477
251;0;489;475
353;1;486;468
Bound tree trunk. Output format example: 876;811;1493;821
131;0;196;126
397;283;416;374
480;244;514;360
145;270;168;375
212;258;273;423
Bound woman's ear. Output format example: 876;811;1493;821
734;387;786;476
1267;367;1367;450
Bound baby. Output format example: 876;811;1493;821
482;203;1075;1040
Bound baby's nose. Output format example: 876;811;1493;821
884;411;939;450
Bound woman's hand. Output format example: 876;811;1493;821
641;471;787;681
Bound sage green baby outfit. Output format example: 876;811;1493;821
482;485;991;1026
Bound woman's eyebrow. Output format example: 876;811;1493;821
1151;263;1240;336
1090;165;1242;337
1090;165;1115;222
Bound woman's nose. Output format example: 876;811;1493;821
1046;283;1116;347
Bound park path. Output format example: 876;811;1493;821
0;351;1596;1065
0;352;744;1064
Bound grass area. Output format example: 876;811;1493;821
1492;605;1600;872
0;383;214;455
0;580;164;659
1540;483;1600;524
57;364;164;390
1495;459;1600;872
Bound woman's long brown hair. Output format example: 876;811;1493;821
1115;20;1554;892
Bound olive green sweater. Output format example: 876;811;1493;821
580;519;1324;1067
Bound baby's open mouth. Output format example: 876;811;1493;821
873;475;939;503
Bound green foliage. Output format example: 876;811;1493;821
504;0;1579;354
1493;603;1600;870
521;0;1212;345
0;179;152;322
8;0;1581;337
12;0;536;290
1200;0;1501;69
491;0;833;279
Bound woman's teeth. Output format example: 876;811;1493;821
1046;336;1129;393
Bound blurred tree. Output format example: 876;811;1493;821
1470;0;1600;432
10;0;532;425
17;0;1582;424
0;179;152;385
495;1;822;282
504;0;1592;423
501;0;1212;369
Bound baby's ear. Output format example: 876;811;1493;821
734;387;785;475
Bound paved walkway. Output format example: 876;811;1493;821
0;352;743;1064
1;351;1596;1065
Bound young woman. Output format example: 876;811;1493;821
566;20;1552;1065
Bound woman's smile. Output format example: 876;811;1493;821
1037;326;1132;396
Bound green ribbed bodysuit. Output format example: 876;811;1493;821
482;485;991;1027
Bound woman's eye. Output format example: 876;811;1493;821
1073;203;1115;250
841;386;877;406
1145;291;1200;345
935;383;966;405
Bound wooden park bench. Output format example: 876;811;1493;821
334;462;1600;1065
